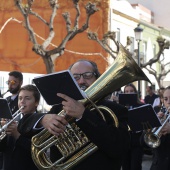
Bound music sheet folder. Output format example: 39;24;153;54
128;104;161;132
119;93;137;106
0;98;13;119
33;70;85;105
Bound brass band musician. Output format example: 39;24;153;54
18;60;130;170
0;71;23;170
150;86;170;170
121;83;144;170
6;84;40;170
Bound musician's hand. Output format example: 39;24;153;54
110;94;118;103
6;121;20;139
161;122;170;135
0;118;8;127
157;111;165;119
41;114;68;136
57;93;85;119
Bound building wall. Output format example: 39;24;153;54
0;0;110;74
110;0;170;97
128;0;170;29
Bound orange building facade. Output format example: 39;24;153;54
0;0;110;74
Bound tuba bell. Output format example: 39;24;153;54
31;43;151;170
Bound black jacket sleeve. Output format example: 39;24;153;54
18;113;45;137
76;100;130;158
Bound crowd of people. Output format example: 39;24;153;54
0;59;169;170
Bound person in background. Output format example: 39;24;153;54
6;71;23;113
4;84;40;170
121;83;144;170
153;87;165;113
0;71;23;170
150;86;170;170
144;86;158;106
110;87;123;103
18;59;130;170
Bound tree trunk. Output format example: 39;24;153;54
42;55;54;73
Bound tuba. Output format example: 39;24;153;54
31;44;151;170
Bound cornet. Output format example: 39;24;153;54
0;106;24;140
144;106;170;148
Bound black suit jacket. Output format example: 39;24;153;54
0;95;19;152
150;134;170;170
1;95;20;170
6;95;19;114
144;94;158;105
18;99;130;170
6;135;38;170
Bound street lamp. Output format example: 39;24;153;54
134;24;143;96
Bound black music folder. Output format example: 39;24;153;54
119;93;137;106
0;98;13;119
128;104;161;132
33;70;85;105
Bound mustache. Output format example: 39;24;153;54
79;85;88;91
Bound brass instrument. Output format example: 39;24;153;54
1;90;9;98
144;106;170;148
31;44;151;170
0;106;24;140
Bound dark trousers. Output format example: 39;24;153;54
122;146;143;170
0;152;3;170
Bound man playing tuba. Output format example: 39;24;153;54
18;60;130;170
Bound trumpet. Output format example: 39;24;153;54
144;106;170;148
0;106;24;140
1;90;9;98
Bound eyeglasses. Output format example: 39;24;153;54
73;72;96;81
164;97;170;101
6;80;16;85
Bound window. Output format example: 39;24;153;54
153;44;156;56
128;36;134;53
116;28;120;42
141;41;147;63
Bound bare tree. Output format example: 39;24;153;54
14;0;99;73
140;36;170;88
88;31;170;88
87;30;119;59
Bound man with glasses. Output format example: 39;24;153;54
18;60;130;170
6;71;23;114
0;71;23;170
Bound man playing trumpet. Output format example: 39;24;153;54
1;84;40;170
150;86;170;170
0;71;23;170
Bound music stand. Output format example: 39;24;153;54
0;98;13;119
128;104;161;132
119;93;138;106
33;70;85;105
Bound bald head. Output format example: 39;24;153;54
69;60;100;90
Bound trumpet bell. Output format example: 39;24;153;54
144;107;170;148
144;132;161;148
